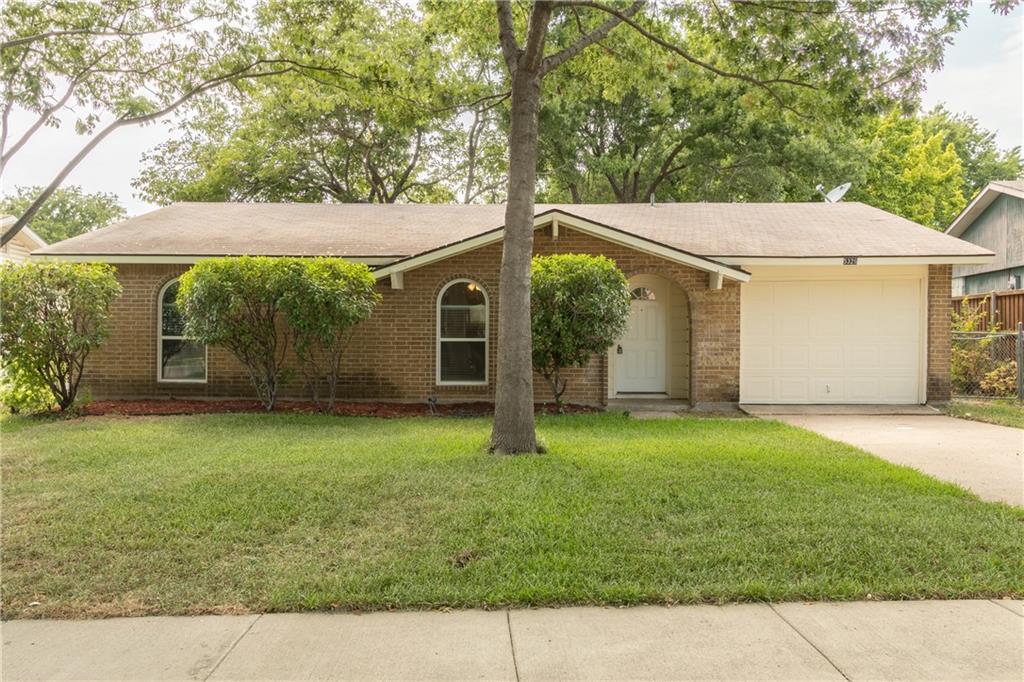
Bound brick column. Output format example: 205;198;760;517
927;264;952;403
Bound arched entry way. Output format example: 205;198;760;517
609;274;691;401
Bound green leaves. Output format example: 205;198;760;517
848;111;968;229
278;259;380;411
0;185;126;243
177;257;292;409
531;254;630;408
176;256;380;410
0;261;122;410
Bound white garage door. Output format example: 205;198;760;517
740;275;923;404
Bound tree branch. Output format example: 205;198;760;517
0;15;217;50
495;1;521;74
542;1;644;74
0;80;80;174
577;0;816;111
521;1;554;73
1;58;328;246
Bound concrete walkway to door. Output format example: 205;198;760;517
774;414;1023;506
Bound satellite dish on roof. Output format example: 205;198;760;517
816;182;852;203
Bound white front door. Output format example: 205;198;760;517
616;286;667;393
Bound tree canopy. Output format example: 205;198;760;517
0;0;357;244
0;185;125;243
131;1;1020;228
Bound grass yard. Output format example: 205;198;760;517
944;399;1024;429
2;412;1022;619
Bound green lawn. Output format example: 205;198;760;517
945;399;1024;429
2;413;1022;619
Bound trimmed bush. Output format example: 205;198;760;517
0;261;121;411
280;259;380;411
531;254;630;411
177;256;380;411
177;257;293;410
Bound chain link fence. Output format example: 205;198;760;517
951;327;1022;399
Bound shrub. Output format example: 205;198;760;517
177;257;294;410
0;261;121;411
531;254;630;411
279;259;380;411
980;361;1017;397
0;358;55;414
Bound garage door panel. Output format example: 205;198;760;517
744;345;772;369
776;377;810;402
813;377;845;401
741;275;922;404
777;345;810;369
741;376;773;402
811;346;843;369
881;376;918;402
745;312;773;337
881;343;918;368
846;377;881;402
846;345;880;368
775;314;809;337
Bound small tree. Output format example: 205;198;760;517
177;257;293;410
531;254;630;411
0;261;121;411
279;259;380;411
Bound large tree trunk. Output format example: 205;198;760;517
490;65;543;454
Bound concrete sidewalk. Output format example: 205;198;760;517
3;600;1021;681
775;414;1024;506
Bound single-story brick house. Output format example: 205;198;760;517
32;201;993;407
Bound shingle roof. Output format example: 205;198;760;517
34;200;992;260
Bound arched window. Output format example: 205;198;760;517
437;279;488;385
630;287;656;301
158;279;207;382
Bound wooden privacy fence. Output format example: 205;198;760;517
951;290;1024;331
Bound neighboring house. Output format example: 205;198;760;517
945;180;1024;296
0;215;46;263
32;202;992;406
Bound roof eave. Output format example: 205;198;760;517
716;254;995;266
946;181;1024;237
30;253;402;266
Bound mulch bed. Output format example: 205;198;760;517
80;399;598;419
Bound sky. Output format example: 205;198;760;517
2;2;1022;217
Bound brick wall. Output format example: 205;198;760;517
82;227;741;406
927;264;952;403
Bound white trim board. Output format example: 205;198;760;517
718;255;993;266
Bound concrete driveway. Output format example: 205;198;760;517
777;414;1023;506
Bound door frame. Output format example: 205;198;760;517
609;274;671;398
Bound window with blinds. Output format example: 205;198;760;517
437;280;487;384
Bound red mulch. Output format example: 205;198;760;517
80;399;597;419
